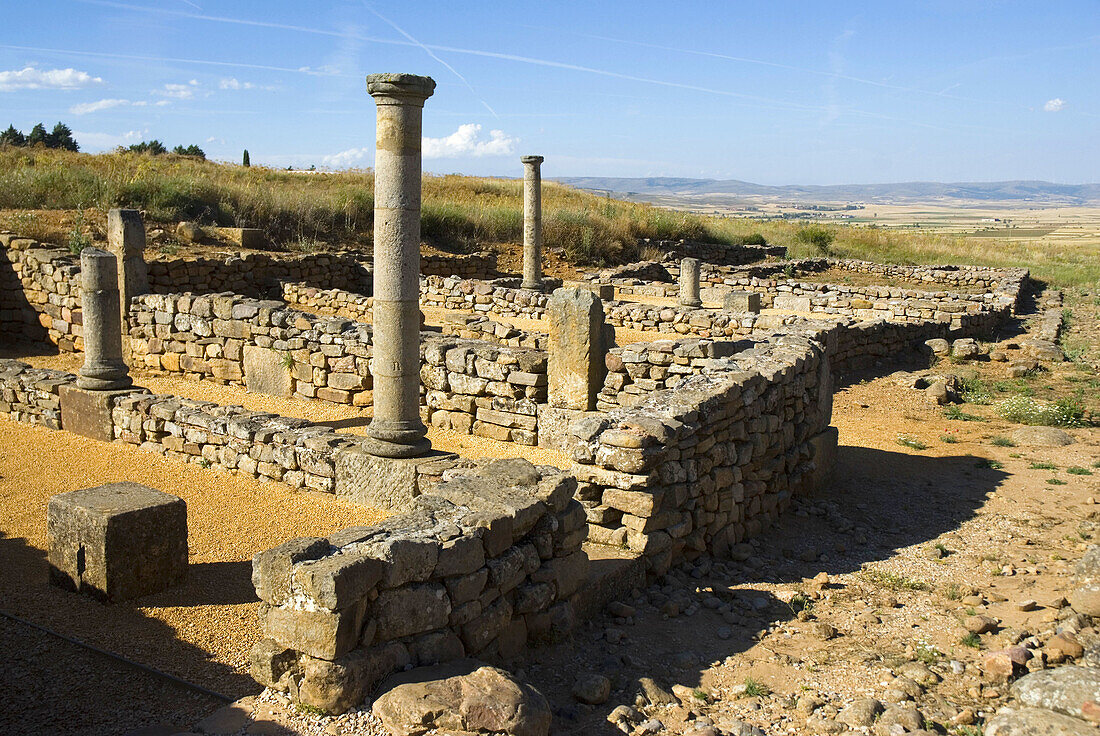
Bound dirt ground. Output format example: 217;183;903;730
1;284;1098;735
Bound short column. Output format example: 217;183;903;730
106;208;149;331
77;248;132;391
679;257;702;307
520;155;544;290
364;73;435;458
547;287;608;411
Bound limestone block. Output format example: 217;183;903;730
723;291;762;313
59;385;141;442
47;482;187;602
334;446;421;510
772;295;812;312
547;288;607;411
244;345;293;398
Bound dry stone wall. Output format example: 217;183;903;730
146;252;370;298
420;251;496;278
250;459;587;714
643;239;786;266
564;333;834;576
422;276;550;319
0;360;69;428
0;237;83;349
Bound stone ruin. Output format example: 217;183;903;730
0;70;1043;716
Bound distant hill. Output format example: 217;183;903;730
554;177;1100;205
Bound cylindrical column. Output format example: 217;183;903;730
77;248;132;391
520;155;544;290
365;73;434;458
680;257;702;307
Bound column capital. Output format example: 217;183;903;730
366;73;435;104
520;155;544;166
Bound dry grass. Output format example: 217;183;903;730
2;147;1098;287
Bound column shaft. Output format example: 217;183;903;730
521;155;544;290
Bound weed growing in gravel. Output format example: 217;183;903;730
787;593;813;614
960;377;992;405
941;583;964;600
960;632;983;649
1030;461;1057;470
1093;460;1100;468
67;208;92;255
989;436;1015;447
944;406;984;422
896;434;928;450
975;459;1004;470
915;643;942;664
692;688;709;703
1067;466;1093;476
1048;478;1068;486
742;678;771;698
940;434;959;443
952;726;982;736
863;569;930;592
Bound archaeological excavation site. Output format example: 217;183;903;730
2;73;1098;736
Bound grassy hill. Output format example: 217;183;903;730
1;148;1097;288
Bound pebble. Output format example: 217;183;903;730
1016;599;1039;611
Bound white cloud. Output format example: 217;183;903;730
154;80;200;99
1044;98;1066;112
0;66;104;91
422;124;517;159
70;98;129;115
322;147;371;168
219;77;253;90
73;129;146;150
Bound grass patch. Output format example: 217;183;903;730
1029;461;1057;470
960;632;983;649
1047;478;1068;486
989;436;1016;447
995;395;1088;427
959;377;993;405
975;459;1004;470
863;569;930;592
940;434;960;444
896;434;929;450
944;406;984;422
1067;466;1093;476
742;678;771;698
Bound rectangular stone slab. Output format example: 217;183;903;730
47;482;187;602
244;345;293;397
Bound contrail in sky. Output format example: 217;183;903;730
363;2;498;118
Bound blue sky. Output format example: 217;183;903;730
2;1;1097;184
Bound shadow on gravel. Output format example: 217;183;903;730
511;446;1008;735
0;530;259;736
140;560;258;608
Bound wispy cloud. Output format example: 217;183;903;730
364;3;497;118
1044;98;1066;112
219;77;253;90
0;66;104;91
154;79;200;99
423;124;517;158
322;147;371;168
73;128;145;149
70;98;129;114
70;97;170;114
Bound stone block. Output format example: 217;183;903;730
59;385;139;442
723;291;761;313
265;598;368;660
244;345;292;398
772;295;812;313
47;482;187;602
334;446;422;510
547;288;607;411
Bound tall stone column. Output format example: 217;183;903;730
364;73;434;458
106;208;148;331
520;155;544;290
77;248;132;391
679;257;702;307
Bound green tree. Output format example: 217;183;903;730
48;122;79;151
0;125;26;147
128;140;167;155
26;123;49;147
242;149;250;167
172;144;205;158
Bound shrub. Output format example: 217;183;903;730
795;225;836;255
897;434;928;450
743;232;767;246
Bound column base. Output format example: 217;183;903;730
520;280;544;292
679;299;702;308
359;435;432;459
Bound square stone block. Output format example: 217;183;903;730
723;290;762;314
334;446;422;511
59;385;142;442
47;482;187;602
244;345;293;397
